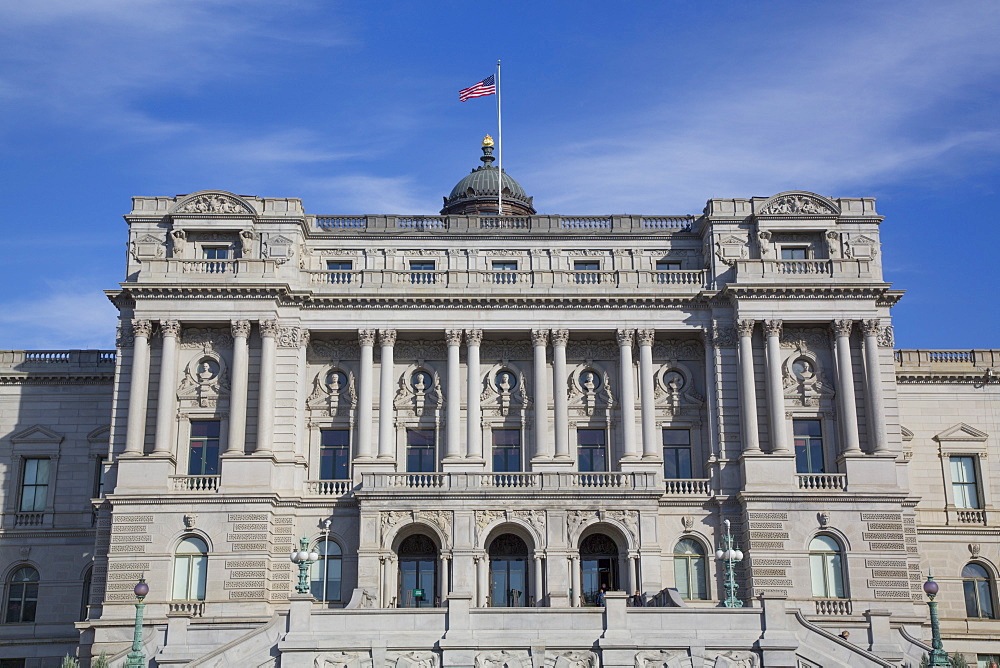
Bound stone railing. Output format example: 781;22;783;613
0;350;116;371
170;475;220;492
664;478;712;495
14;512;45;527
894;349;1000;368
774;260;833;275
796;473;847;491
814;599;852;616
956;509;987;525
168;601;206;617
733;258;876;284
362;471;659;493
309;214;698;234
478;473;541;488
178;260;238;275
306;480;353;496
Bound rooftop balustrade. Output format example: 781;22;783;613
309;214;696;234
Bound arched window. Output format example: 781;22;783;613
4;567;39;623
311;538;343;603
398;534;438;608
579;533;619;606
962;563;995;619
673;539;708;600
488;533;529;607
172;537;208;601
809;536;845;599
80;568;93;622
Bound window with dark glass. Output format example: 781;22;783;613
963;563;995;619
188;421;220;476
0;659;26;668
398;534;438;608
409;260;436;285
19;459;49;512
794;419;824;474
326;260;353;284
663;429;692;478
320;430;350;480
4;567;38;623
580;533;618;606
489;534;529;607
673;539;708;600
410;260;435;271
492;260;517;284
578;429;607;472
656;260;682;271
80;568;92;622
93;456;106;498
573;260;600;284
203;247;229;260
311;538;343;603
780;247;808;260
492;430;521;473
406;429;436;473
951;456;981;509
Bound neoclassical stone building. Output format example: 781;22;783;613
0;141;997;667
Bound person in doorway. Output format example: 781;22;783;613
597;586;607;607
631;590;644;607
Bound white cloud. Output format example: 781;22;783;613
0;283;117;350
304;174;430;214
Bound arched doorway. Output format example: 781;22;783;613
580;533;619;606
398;534;438;608
488;533;529;607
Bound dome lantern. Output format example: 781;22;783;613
440;136;535;216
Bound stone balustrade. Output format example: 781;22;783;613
170;475;220;492
360;471;660;493
955;509;987;525
796;473;847;491
306;480;354;496
310;213;694;233
663;478;712;495
814;599;852;616
733;258;875;284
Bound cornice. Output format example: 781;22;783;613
285;294;712;310
916;527;1000;537
0;374;113;385
738;491;913;504
895;374;995;385
721;284;899;303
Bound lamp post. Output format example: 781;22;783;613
290;536;319;595
715;519;744;608
923;573;950;666
125;578;149;668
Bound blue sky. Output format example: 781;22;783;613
0;1;998;350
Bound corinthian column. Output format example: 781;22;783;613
356;329;376;459
465;329;483;460
124;319;152;455
226;320;251;455
861;319;889;453
763;320;789;453
833;320;861;453
736;319;761;452
551;329;570;459
255;319;278;455
378;329;397;460
636;329;658;458
531;329;552;460
152;320;180;455
444;330;463;460
617;329;638;460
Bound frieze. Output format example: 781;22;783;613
310;339;359;362
272;525;293;534
511;509;546;538
861;512;901;521
180;327;233;350
651;338;705;361
110;561;150;570
711;325;737;348
224;580;266;589
542;650;596;668
752;568;787;577
393;340;447;361
759;194;835;215
480;341;533;363
388;651;439;668
232;542;268;551
747;541;784;550
567;510;598;540
233;523;268;532
111;525;148;534
475;510;505;534
873;589;910;599
749;558;791;567
110;535;153;543
747;512;788;520
867;523;903;532
230;570;266;579
229;513;268;522
779;327;830;352
226;559;266;569
863;532;904;541
869;542;906;551
567;340;618;362
106;582;144;592
229;589;266;599
476;650;529;668
175;193;253;214
227;533;268;542
108;572;147;581
867;579;908;589
754;578;793;587
110;544;145;553
270;572;291;581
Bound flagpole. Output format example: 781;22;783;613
496;59;502;216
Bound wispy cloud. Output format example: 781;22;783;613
304;174;429;214
0;281;117;350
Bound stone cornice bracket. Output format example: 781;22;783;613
861;319;881;336
530;329;549;347
444;329;463;345
231;320;251;339
616;329;635;347
160;320;181;338
832;319;853;337
736;319;756;337
763;320;782;337
358;329;376;346
636;329;655;346
464;329;483;346
132;319;153;338
551;329;570;346
259;319;279;338
378;329;397;347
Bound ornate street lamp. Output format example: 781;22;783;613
290;536;319;595
923;573;950;666
715;519;744;608
125;578;149;668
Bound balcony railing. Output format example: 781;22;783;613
774;260;832;276
796;473;846;491
479;473;540;488
306;480;353;496
664;478;711;495
179;260;238;275
14;512;44;527
170;475;220;492
814;599;852;616
168;601;206;617
363;471;659;492
956;509;987;525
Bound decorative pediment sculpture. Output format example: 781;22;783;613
567;365;614;417
759;192;838;216
476;650;529;668
781;354;833;407
177;355;230;408
715;235;748;266
634;650;692;668
653;364;704;416
394;367;443;417
174;191;254;215
481;364;530;417
844;233;879;259
306;368;358;417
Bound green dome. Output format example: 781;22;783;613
447;167;529;202
440;138;535;216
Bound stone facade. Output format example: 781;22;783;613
0;186;997;667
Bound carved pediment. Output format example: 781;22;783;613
759;191;839;216
173;191;254;215
934;423;988;442
10;425;63;445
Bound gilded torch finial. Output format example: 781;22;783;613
482;134;494;147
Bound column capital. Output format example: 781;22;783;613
358;328;377;346
551;329;570;346
736;319;756;337
378;329;397;347
763;320;782;338
160;320;181;338
445;329;463;346
531;329;549;347
861;319;881;336
636;328;655;346
260;319;279;338
131;319;153;338
231;320;251;339
464;329;483;346
616;328;635;347
832;319;853;337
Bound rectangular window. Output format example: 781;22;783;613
978;655;1000;668
656;260;682;271
663;429;692;478
320;430;350;480
578;429;607;472
573;260;600;285
406;429;436;473
794;420;824;474
409;260;436;285
492;429;522;473
492;260;518;284
203;247;229;260
19;458;49;512
93;456;106;498
188;421;220;476
326;260;353;284
780;247;808;260
950;456;981;509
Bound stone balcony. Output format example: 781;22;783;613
731;258;880;285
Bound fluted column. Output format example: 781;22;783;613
637;329;658;458
356;329;376;459
444;330;463;460
551;329;570;459
617;329;638;460
378;329;397;460
736;319;761;452
531;329;552;460
466;329;483;460
862;319;890;453
151;320;180;455
533;553;544;606
833;320;861;453
255;319;278;455
124;319;152;455
763;320;789;453
226;320;251;455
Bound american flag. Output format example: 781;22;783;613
459;74;496;101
